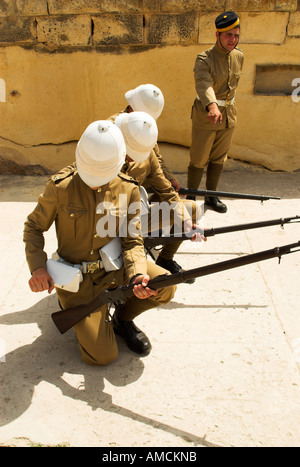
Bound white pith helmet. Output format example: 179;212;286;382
115;111;158;163
76;120;126;187
125;84;164;120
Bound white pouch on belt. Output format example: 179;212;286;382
139;186;150;216
99;237;123;272
46;258;83;293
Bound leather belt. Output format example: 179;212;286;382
52;251;103;274
216;97;235;107
196;96;235;107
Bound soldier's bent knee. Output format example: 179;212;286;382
79;342;119;366
159;284;177;305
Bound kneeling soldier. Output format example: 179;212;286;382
23;120;176;365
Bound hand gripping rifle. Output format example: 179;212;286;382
143;215;300;252
178;187;280;202
51;241;300;334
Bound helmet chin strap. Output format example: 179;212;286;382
218;33;239;53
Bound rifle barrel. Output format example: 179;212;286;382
206;215;300;237
179;187;280;201
160;241;300;285
143;216;300;249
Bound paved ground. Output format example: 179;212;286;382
1;163;300;447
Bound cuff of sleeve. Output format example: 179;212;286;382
27;256;47;275
124;251;148;282
200;89;217;110
129;273;143;284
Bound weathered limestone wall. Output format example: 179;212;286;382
0;0;300;173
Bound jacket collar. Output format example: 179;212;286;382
214;42;231;56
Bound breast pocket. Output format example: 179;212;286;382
232;71;242;86
60;205;87;239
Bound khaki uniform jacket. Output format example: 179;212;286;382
192;43;244;130
23;164;148;280
122;152;179;204
121;153;190;223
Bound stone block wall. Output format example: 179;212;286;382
0;0;300;173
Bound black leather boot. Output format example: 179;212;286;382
156;256;195;284
187;165;204;192
112;309;152;355
205;196;227;213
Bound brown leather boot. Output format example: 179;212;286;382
206;161;223;191
187;165;204;199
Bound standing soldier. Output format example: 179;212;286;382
188;11;244;213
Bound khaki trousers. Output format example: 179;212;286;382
56;260;176;365
189;125;235;169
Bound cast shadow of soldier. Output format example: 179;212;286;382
0;293;220;447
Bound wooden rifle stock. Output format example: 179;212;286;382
51;241;300;335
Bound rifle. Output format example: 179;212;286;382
178;187;280;202
51;241;300;334
143;215;300;251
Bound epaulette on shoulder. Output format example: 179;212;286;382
118;172;139;185
201;45;214;58
197;51;208;60
51;164;76;184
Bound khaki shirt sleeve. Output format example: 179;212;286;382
120;184;147;280
153;143;175;181
194;54;217;109
23;180;58;273
147;153;180;204
147;154;192;224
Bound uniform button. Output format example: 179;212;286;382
69;212;75;217
94;233;98;238
97;188;101;193
90;250;94;255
